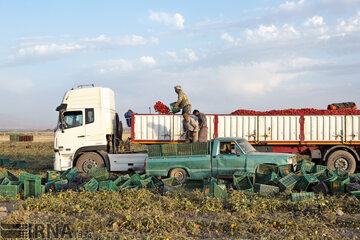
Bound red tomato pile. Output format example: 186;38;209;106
231;108;360;116
154;101;171;114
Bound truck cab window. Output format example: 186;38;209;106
219;142;235;154
62;111;83;129
85;108;94;124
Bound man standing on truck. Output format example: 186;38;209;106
193;109;208;142
182;114;199;143
173;85;191;114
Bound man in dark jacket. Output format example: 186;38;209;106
193;110;208;142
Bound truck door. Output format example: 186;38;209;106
214;141;246;177
57;110;86;161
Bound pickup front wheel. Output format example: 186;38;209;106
169;168;188;184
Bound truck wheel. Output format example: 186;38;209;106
326;150;356;174
169;168;188;184
76;152;105;173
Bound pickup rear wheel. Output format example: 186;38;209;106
169;168;188;184
76;152;105;173
326;150;356;174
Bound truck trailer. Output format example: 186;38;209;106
54;86;360;174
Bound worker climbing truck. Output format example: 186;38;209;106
54;86;360;173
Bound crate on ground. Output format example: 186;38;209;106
314;165;328;173
277;164;293;177
296;174;319;191
161;144;177;156
296;160;315;173
140;178;156;192
1;177;10;185
45;181;56;192
289;192;315;202
256;164;278;175
41;185;45;194
254;183;279;196
0;185;20;198
87;167;108;181
55;179;68;191
312;182;329;194
60;167;78;182
233;175;253;190
151;176;164;194
81;178;98;192
0;170;18;181
24;179;42;199
192;142;209;155
46;171;61;182
147;145;162;157
162;177;182;187
278;173;300;192
114;175;130;186
255;172;279;185
0;158;11;167
177;144;193;156
329;177;350;194
19;172;41;182
98;180;119;191
203;178;227;202
313;169;329;182
11;160;28;169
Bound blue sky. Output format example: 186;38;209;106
1;0;360;129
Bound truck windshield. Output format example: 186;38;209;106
62;111;83;129
236;139;256;153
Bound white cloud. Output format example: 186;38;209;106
140;56;156;65
246;24;279;41
221;33;234;43
84;34;110;42
166;51;180;62
337;11;360;34
149;11;185;29
304;16;325;27
183;48;198;61
279;0;305;11
18;43;85;56
98;59;134;74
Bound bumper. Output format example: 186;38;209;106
53;153;73;171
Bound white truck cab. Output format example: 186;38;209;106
54;86;146;172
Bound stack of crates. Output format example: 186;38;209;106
161;144;177;156
192;142;209;155
296;160;315;173
147;145;162;157
46;171;61;182
177;144;192;156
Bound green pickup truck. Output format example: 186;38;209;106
145;138;297;183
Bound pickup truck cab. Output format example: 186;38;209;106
145;138;297;183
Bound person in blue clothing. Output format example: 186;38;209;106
124;109;134;127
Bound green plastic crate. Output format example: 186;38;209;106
162;177;182;187
87;167;108;181
289;192;315;202
24;179;41;199
314;165;328;173
61;167;78;182
130;173;142;185
81;178;98;192
98;180;119;191
114;175;130;186
335;167;349;178
54;179;68;191
254;183;279;196
170;102;180;113
350;191;360;200
140;178;156;192
0;170;18;181
41;185;45;194
203;178;227;202
277;164;293;177
313;169;329;181
256;164;278;175
1;177;11;185
278;173;300;192
151;176;165;194
11;160;28;169
0;185;19;198
0;158;11;167
147;145;162;157
255;172;279;185
350;173;360;178
233;176;253;190
46;171;61;182
9;134;19;142
329;177;350;194
45;181;56;192
161;144;177;156
19;172;41;182
233;171;255;178
296;174;319;191
296;160;315;173
192;142;209;155
177;144;193;156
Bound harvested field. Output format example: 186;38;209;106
0;142;359;239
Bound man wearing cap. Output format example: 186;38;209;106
181;114;199;143
174;85;191;114
193;109;208;142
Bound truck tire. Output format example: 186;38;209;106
169;168;188;184
326;150;356;174
76;152;105;173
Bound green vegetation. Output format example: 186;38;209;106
0;142;359;239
